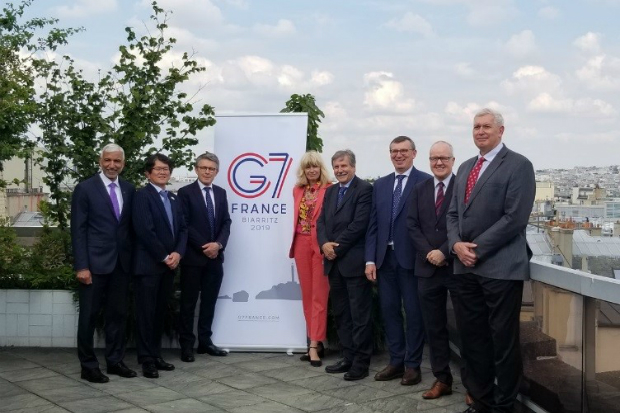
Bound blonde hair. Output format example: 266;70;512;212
295;151;331;187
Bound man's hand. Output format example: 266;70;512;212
165;252;181;270
202;242;220;259
76;269;92;285
426;250;446;267
321;242;339;260
453;242;478;267
365;264;377;282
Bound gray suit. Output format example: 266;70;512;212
447;144;535;413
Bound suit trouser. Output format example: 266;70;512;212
134;270;174;364
377;249;425;368
459;273;524;413
179;261;224;350
77;264;129;369
293;234;330;342
328;264;373;371
417;271;462;384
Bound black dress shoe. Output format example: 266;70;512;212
463;407;481;413
107;361;137;378
181;351;195;363
197;344;228;357
142;362;159;378
325;359;352;374
154;357;175;371
81;367;110;383
344;369;369;381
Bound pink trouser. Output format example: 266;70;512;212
293;234;330;341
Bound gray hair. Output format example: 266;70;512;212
195;152;220;170
331;149;356;167
474;108;504;127
100;143;125;160
430;140;454;157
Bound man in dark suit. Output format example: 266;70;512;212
71;143;137;383
317;149;373;381
408;141;463;400
177;152;231;362
447;108;535;413
364;136;430;385
133;153;187;379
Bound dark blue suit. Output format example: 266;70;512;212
177;181;231;351
132;183;187;364
71;173;134;370
365;167;431;368
408;174;463;385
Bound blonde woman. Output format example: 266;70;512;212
289;151;332;366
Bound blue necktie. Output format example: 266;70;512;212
204;187;216;239
389;175;405;242
160;190;174;234
337;186;347;207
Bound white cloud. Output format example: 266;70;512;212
455;62;475;77
501;66;562;96
538;6;559;19
444;101;515;124
528;93;616;117
54;0;117;18
311;71;334;86
363;72;417;113
254;19;296;37
385;12;434;37
505;30;538;59
573;32;603;54
576;54;620;90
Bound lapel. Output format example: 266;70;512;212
335;176;357;213
395;168;419;218
147;183;173;234
118;179;131;221
465;145;508;210
436;174;454;222
168;190;179;235
94;174;118;220
193;181;210;220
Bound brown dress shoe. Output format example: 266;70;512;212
465;392;474;406
374;364;405;381
422;380;452;399
400;367;421;385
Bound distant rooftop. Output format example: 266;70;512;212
573;230;620;257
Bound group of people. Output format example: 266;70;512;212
290;108;535;413
72;150;231;382
71;106;534;413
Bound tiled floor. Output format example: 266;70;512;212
0;347;470;413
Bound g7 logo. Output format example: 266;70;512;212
227;152;293;199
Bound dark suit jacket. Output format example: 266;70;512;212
446;145;535;280
407;175;455;278
177;181;232;266
71;174;134;274
132;184;188;276
365;167;431;270
317;176;372;277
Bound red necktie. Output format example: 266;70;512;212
435;182;444;216
464;157;485;203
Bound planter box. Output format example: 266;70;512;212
0;289;77;347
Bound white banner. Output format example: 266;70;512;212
213;114;308;351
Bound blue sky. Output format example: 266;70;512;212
22;0;620;178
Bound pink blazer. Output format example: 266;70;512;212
289;183;331;258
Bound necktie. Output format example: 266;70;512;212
337;186;347;207
160;190;174;233
389;175;406;242
108;182;120;221
435;182;444;216
204;187;216;239
465;157;485;203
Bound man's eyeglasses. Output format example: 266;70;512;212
389;149;412;155
152;167;170;172
429;156;453;163
197;166;217;172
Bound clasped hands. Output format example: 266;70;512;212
202;242;220;259
426;249;447;267
322;242;339;261
453;241;478;267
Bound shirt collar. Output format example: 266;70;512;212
197;180;212;191
99;172;119;187
395;165;413;178
434;174;453;188
479;142;504;164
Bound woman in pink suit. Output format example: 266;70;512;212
290;151;332;367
